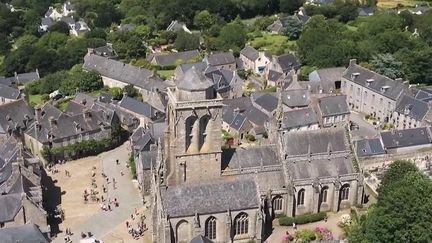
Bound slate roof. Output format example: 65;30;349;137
380;127;431;149
395;95;429;121
277;53;300;72
0;83;20;100
118;23;136;32
223;97;252;112
83;53;167;91
287;156;356;180
178;62;207;74
282;108;319;129
311;67;345;83
60;16;75;25
41;17;54;27
283;127;348;156
222;145;280;169
204;67;236;92
266;20;283;33
177;67;214;91
190;235;214;243
240;46;259;61
93;44;117;59
161;178;259;217
355;138;385;157
281;89;310;107
118;95;160;120
252;93;278;113
147;50;200;67
415;89;432;101
343;63;405;101
0;71;40;86
0;99;34;135
206;52;236;66
0;193;22;223
167;20;189;32
358;7;375;16
268;70;283;82
319;95;350;117
0;223;49;243
139;150;157;170
64;1;75;11
245;107;269;127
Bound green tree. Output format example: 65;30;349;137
370;53;404;79
280;0;304;15
283;16;303;40
0;33;10;55
396;48;432;84
123;84;140;99
194;10;216;30
218;19;247;52
49;21;70;35
36;32;68;50
174;31;200;51
14;34;38;48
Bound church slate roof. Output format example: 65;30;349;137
0;223;49;243
343;63;406;101
281;89;310;107
0;193;22;223
178;62;207;74
118;95;160;120
282;108;319;129
161;178;259;217
177;67;214;91
380;127;431;149
395;95;429;121
83;53;167;92
222;145;280;169
318;95;350;117
287;156;356;180
190;235;214;243
283;127;348;156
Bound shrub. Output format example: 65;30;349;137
279;212;327;226
129;154;137;179
295;229;316;242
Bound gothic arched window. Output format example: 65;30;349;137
199;115;210;150
297;189;305;206
185;116;197;151
234;212;249;236
272;196;283;211
321;186;329;203
205;216;217;240
340;184;350;201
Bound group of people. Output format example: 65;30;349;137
63;228;73;242
126;209;147;240
100;198;119;211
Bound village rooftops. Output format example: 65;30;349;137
83;52;168;92
355;138;385;157
0;83;20;100
147;50;200;67
282;108;319;130
0;223;49;243
0;99;34;135
380;127;432;149
206;52;236;66
318;95;350;117
240;46;259;61
395;95;430;121
343;61;406;101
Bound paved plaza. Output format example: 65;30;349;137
46;142;150;243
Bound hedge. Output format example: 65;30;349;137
279;212;327;226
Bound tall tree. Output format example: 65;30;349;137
174;31;200;51
370;53;404;79
283;16;303;40
280;0;304;15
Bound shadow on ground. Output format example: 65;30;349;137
41;168;63;236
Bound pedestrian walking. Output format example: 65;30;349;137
292;222;297;230
116;159;119;165
120;170;124;176
108;204;112;211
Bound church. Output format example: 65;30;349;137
150;67;363;243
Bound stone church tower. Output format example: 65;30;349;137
164;67;223;186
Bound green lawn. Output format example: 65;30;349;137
28;94;44;107
249;32;297;55
157;69;175;79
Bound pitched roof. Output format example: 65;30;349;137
204;67;236;91
0;193;22;222
343;63;405;101
0;83;20;100
252;93;279;113
118;95;160;120
355;138;385;157
148;50;200;66
380;127;431;149
267;70;283;82
0;223;49;243
190;235;214;243
167;20;189;32
40;17;54;27
281;89;310;107
282;108;319;129
395;95;429;121
312;67;345;83
83;53;167;91
161;178;259;217
318;95;350;117
266;20;283;33
277;53;300;72
222;145;280;169
283;127;348;156
178;62;207;74
206;52;235;66
93;44;117;59
287;156;356;180
240;46;259;61
0;99;34;135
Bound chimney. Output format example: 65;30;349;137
349;59;357;66
83;109;92;119
395;78;403;82
49;116;56;126
351;72;360;80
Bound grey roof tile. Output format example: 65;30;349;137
119;95;160;120
206;52;235;66
281;89;310;107
0;223;48;243
222;145;280;169
177;67;214;91
148;50;200;66
252;93;278;113
190;235;214;243
240;46;259;61
0;100;34;135
355;138;385;157
318;95;350;117
268;70;283;82
287;156;355;180
277;53;300;72
0;193;22;222
0;83;20;100
161;178;259;217
282;108;319;129
395;95;429;121
381;127;431;149
343;64;405;101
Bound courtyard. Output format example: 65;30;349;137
44;142;151;243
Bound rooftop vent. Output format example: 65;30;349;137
381;86;390;93
351;72;360;79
